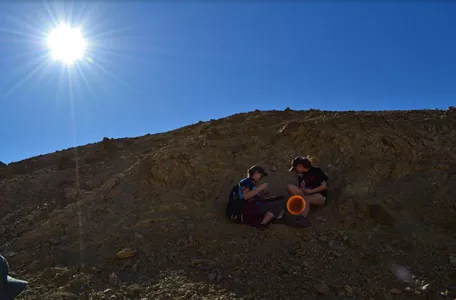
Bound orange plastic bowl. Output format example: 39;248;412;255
287;195;307;215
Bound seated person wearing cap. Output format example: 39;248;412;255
240;166;285;230
0;254;28;299
287;156;329;226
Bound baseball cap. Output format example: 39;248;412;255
248;165;268;177
289;156;310;171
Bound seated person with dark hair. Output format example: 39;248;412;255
287;156;329;227
239;166;285;230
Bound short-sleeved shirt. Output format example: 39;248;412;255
238;177;268;225
239;177;256;199
298;167;329;198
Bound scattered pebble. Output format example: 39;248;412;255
332;251;342;258
404;287;413;293
208;273;217;281
109;273;118;286
449;255;456;267
390;288;402;294
191;258;204;265
315;283;331;295
28;260;39;271
344;285;353;294
116;248;136;259
318;235;328;242
49;237;61;245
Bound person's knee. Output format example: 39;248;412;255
307;194;326;206
287;184;297;194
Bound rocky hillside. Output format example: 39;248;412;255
1;109;456;300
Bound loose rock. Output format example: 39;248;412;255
208;273;217;281
449;255;456;267
315;283;331;295
344;285;353;294
49;237;60;245
28;260;39;271
116;248;136;259
318;235;328;242
109;273;118;286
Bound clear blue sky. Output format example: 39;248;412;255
1;2;455;164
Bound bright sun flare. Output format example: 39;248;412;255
47;24;87;65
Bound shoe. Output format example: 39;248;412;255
277;210;285;219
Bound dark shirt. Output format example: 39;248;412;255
298;167;329;198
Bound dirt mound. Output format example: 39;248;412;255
1;109;456;300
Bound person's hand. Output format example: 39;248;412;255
257;189;270;200
258;183;268;192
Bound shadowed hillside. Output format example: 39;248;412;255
1;109;456;300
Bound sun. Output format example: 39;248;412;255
47;24;87;65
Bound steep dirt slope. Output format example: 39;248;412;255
1;109;456;300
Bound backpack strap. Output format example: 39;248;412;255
237;183;243;200
226;182;245;223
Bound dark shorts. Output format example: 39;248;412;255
257;200;285;216
242;199;286;225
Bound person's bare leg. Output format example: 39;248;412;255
300;193;326;217
260;212;275;225
287;184;305;197
287;184;326;216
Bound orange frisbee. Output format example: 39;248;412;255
287;195;307;215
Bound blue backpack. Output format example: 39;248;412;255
226;183;244;223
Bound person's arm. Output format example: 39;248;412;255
298;175;304;189
240;178;266;200
243;187;262;200
307;168;329;194
307;181;327;194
